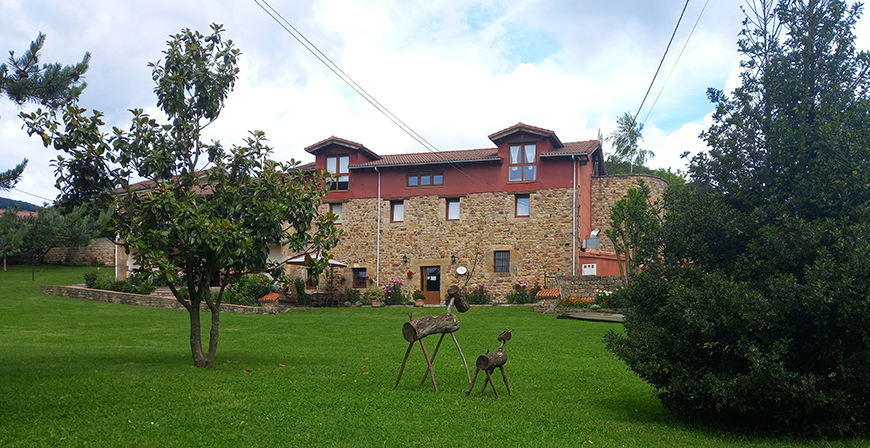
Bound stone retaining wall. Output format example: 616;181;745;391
41;285;289;314
555;274;625;299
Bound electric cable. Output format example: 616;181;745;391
642;0;710;125
635;0;691;121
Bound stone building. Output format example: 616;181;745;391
297;123;668;303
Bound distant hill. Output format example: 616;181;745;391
0;197;40;211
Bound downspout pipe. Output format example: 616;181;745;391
375;167;381;287
572;155;577;276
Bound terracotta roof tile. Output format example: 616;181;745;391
542;140;601;156
350;148;501;169
536;288;562;298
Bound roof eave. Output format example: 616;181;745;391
349;157;503;170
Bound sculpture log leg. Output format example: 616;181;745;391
466;369;481;396
499;365;511;395
420;333;446;385
418;338;438;392
393;342;414;390
451;333;471;386
482;370;499;397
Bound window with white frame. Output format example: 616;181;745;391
515;194;530;217
330;203;342;223
391;200;404;223
446;198;460;221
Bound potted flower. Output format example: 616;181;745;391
406;269;414;278
364;288;385;307
412;288;426;306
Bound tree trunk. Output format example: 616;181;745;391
205;306;220;368
188;304;209;367
402;314;460;343
476;350;507;371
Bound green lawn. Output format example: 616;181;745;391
0;265;866;447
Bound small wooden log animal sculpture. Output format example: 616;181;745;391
393;285;470;392
466;328;513;397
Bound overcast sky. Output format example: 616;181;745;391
2;0;866;205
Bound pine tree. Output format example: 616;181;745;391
0;33;90;190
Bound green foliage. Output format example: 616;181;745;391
603;155;655;175
607;0;870;437
21;24;341;367
0;33;89;191
86;272;154;295
344;287;362;304
292;277;309;306
505;277;541;304
363;287;384;305
605;180;662;279
0;197;38;212
411;288;426;302
382;279;405;305
464;282;490;304
225;274;275;306
651;167;685;184
83;270;98;288
606;111;653;173
0;204;108;270
594;289;628;309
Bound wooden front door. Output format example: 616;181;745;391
421;266;441;304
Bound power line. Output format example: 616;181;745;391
252;0;500;190
253;0;439;154
642;0;710;125
635;0;691;122
8;187;53;202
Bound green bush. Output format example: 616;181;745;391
83;270;98;288
594;289;628;309
382;279;405;305
505;278;541;304
364;287;385;306
86;274;154;295
292;277;309;306
344;288;362;304
464;283;490;304
604;250;870;437
225;274;275;306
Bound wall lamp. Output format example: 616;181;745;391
402;255;408;264
451;254;457;264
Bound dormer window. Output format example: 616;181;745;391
326;156;349;190
508;144;536;182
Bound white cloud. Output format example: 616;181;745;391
11;0;867;205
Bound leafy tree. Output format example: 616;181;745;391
23;24;341;368
606;111;653;173
0;33;90;191
605;0;870;437
602;154;655;175
0;205;106;273
605;180;661;282
651;167;685;184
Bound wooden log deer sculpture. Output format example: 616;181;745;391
393;285;470;392
466;328;513;397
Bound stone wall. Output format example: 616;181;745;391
41;285;289;314
590;174;669;252
311;188;579;302
556;274;625;299
44;237;115;266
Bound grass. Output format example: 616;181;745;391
0;265;867;447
